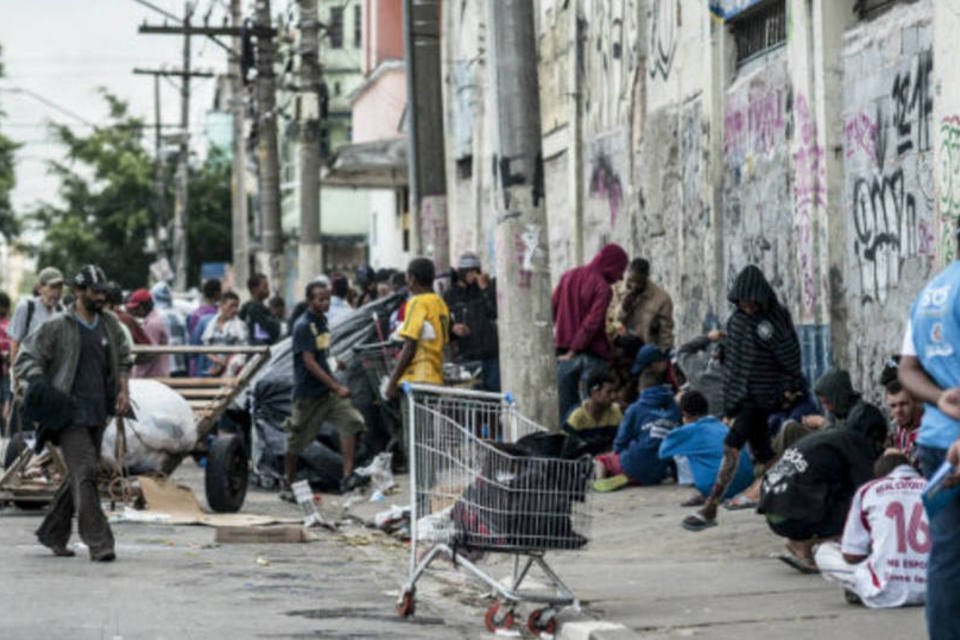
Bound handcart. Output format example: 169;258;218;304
395;383;593;637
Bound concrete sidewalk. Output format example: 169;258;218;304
349;478;926;639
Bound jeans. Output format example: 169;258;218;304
480;356;501;393
918;445;960;640
556;353;607;422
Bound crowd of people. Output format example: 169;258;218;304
2;240;959;639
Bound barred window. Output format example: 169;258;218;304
730;1;786;67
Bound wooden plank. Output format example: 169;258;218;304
214;525;311;544
132;345;270;355
177;388;232;399
153;377;241;387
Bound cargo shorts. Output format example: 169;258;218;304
285;393;366;455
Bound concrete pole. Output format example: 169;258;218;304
297;0;323;293
152;74;167;260
172;1;193;289
255;0;285;295
403;0;449;274
485;0;558;426
230;0;250;292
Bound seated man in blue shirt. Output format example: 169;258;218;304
593;369;680;492
659;391;754;506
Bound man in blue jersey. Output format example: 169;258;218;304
898;255;960;640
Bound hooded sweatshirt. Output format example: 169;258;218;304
553;244;628;361
658;416;755;498
759;401;888;528
613;384;681;485
813;368;863;429
723;265;803;416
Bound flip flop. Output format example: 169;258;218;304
724;495;759;511
777;554;820;574
681;512;717;532
593;474;629;493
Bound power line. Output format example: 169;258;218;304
0;87;98;128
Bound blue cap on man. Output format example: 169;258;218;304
631;344;668;376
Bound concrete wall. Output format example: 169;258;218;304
840;0;935;393
351;65;406;143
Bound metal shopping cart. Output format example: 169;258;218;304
395;383;593;637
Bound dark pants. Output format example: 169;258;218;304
918;445;960;640
480;356;501;393
723;405;776;465
556;353;607;422
36;425;114;558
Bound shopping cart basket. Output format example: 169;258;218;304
395;383;593;637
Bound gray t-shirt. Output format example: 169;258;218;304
8;297;63;342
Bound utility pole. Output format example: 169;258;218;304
485;0;557;425
254;0;285;297
173;1;194;290
403;0;449;273
230;0;250;292
153;74;165;256
297;0;323;292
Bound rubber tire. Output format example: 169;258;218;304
484;602;514;633
527;608;557;637
205;434;249;513
396;590;415;618
3;433;24;469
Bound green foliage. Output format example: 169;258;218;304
0;44;21;242
31;91;233;289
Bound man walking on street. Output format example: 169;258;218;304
241;273;282;346
15;265;131;561
444;252;500;392
281;282;368;498
553;244;628;420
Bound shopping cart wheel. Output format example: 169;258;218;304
396;589;416;618
483;601;515;632
527;608;557;637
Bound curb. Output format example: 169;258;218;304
557;621;641;640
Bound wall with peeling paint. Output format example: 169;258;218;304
840;1;936;394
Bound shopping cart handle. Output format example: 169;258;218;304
401;381;412;396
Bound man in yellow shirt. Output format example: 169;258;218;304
386;257;450;399
563;371;623;454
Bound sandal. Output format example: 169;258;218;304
777;553;819;574
681;493;707;507
592;474;629;493
681;512;717;532
723;494;759;511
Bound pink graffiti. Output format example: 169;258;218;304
513;232;532;289
724;83;786;161
918;219;935;256
794;93;825;319
844;112;879;160
589;154;623;227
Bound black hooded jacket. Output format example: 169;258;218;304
722;266;804;416
758;402;888;527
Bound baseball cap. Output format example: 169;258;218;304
73;265;109;292
126;288;153;309
457;252;482;271
631;344;668;376
38;267;64;286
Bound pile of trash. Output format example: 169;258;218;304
249;294;404;493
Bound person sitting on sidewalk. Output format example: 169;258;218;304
884;379;922;463
814;450;929;608
658;391;754;506
800;368;864;432
675;329;725;417
564;371;623;456
758;401;888;573
281;282;368;499
593;369;680;492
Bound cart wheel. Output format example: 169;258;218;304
205;434;248;513
483;601;515;633
396;589;415;618
527;608;557;637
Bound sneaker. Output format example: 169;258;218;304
592;474;629;493
340;472;370;494
278;489;296;504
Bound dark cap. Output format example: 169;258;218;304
631;344;668;376
73;265;109;291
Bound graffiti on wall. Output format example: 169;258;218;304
678;100;713;337
722;56;796;305
844;40;935;306
794;92;826;322
940;115;960;259
584;128;631;251
581;0;640;134
589;153;625;227
648;0;677;81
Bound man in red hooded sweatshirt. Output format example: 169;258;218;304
553;244;629;421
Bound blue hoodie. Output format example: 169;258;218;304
614;385;681;485
658;416;754;498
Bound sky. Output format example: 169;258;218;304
0;0;230;214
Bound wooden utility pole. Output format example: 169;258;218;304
403;0;449;273
171;1;193;290
297;0;323;292
254;0;284;296
230;0;250;290
485;0;557;425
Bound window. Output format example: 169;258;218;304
354;5;362;48
330;6;344;49
854;0;900;20
729;1;786;67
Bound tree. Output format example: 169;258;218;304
31;91;233;289
0;44;20;242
